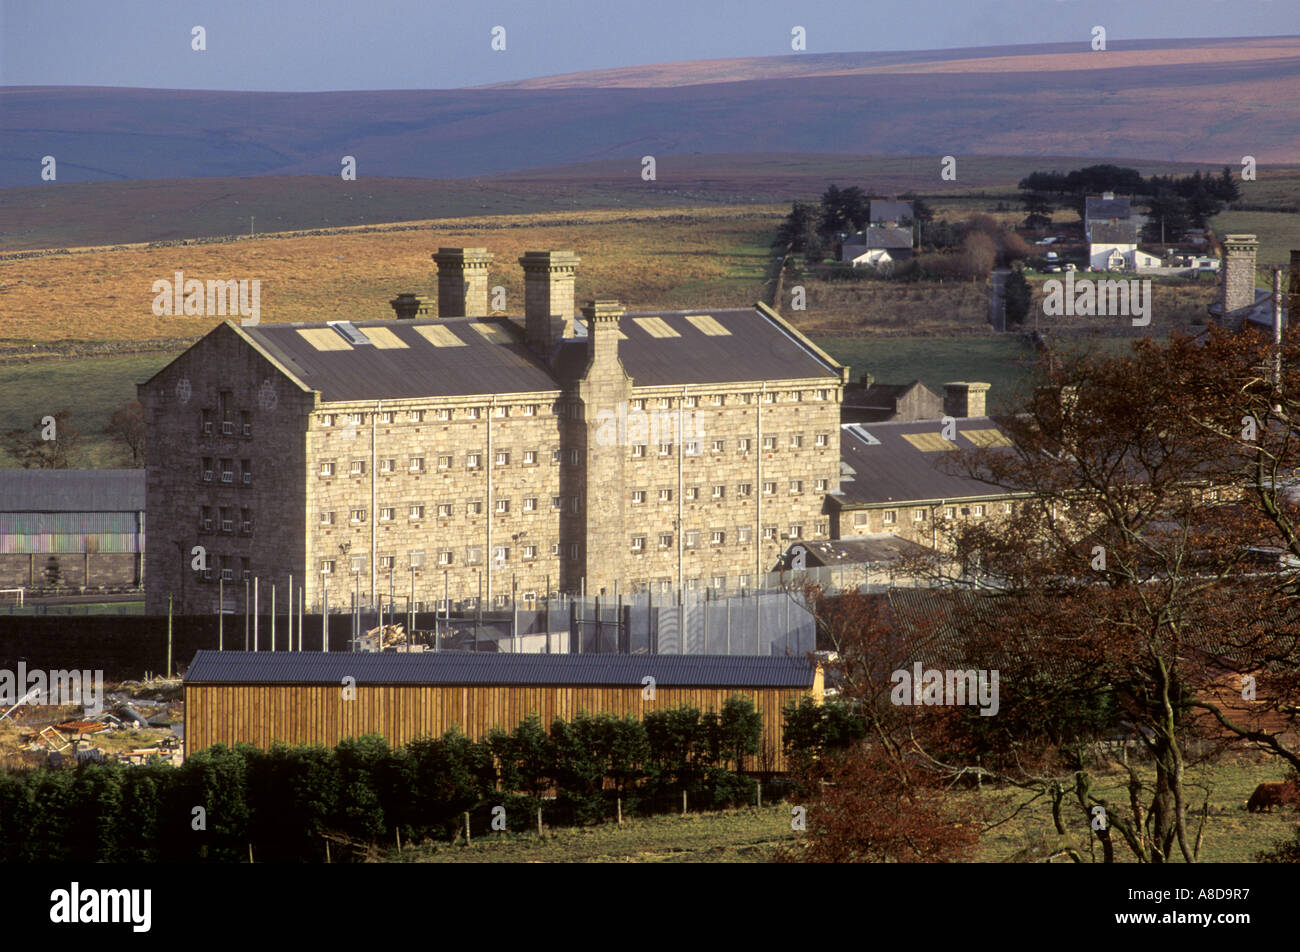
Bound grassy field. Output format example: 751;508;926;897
0;352;179;467
385;759;1297;863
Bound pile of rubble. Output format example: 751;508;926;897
0;677;184;768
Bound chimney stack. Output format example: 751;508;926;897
580;299;625;373
1221;234;1259;316
432;247;494;318
944;381;990;419
389;293;430;320
520;250;580;355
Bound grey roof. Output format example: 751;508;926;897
870;200;913;223
183;650;818;688
1088;222;1139;245
836;419;1015;508
554;308;840;387
243;317;560;402
846;227;913;252
789;535;932;566
237;308;838;403
1085;195;1132;221
0;470;144;512
1208;287;1289;331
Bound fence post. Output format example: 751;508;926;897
682;790;687;816
617;797;623;826
757;781;762;808
464;811;471;845
537;806;543;837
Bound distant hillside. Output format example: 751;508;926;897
1;36;1297;190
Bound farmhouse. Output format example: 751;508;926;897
182;649;823;771
139;248;848;615
0;470;145;593
841;227;914;271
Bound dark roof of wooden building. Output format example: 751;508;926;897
0;469;144;513
184;650;818;688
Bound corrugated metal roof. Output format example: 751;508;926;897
0;512;140;534
183;650;817;688
835;418;1015;508
0;470;144;513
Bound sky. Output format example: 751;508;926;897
1;0;1296;91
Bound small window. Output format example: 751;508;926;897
380;507;394;522
568;543;580;561
763;526;777;541
738;527;752;543
631;399;646;410
320;461;335;477
523;497;537;512
684;395;698;408
350;460;365;475
883;511;897;525
523;545;537;559
685;487;699;501
762;392;775;404
684;441;699;456
523;405;537;417
913;509;927;522
632;444;646;458
816;389;829;401
738;483;752;497
468;501;483;515
437;504;452;518
321;414;334;427
496;499;510;514
711;440;724;453
972;505;986;517
320;511;335;525
467;407;482;420
712;394;724;406
790;480;803;494
552;449;563;463
816;522;829;536
379;411;395;424
763;436;776;450
494;406;507;418
738;438;751;453
659;533;673;548
409;410;424;423
438;455;452;469
790;434;803;449
658;397;671;409
466;546;484;565
349;413;364;426
438;550;453;565
495;451;509;466
631;536;645;551
409;505;424;519
523;450;537;464
320;560;335;574
569;449;580;465
789;525;803;539
815;433;829;447
551;543;562;556
712;485;725;499
944;507;956;519
467;454;482;468
552;496;563;510
493;546;509;563
659;443;672;456
632;490;646;504
763;482;776;495
710;530;725;545
350;508;366;523
685;531;700;548
409;457;424;472
659;489;672;502
1003;502;1014;514
436;408;451;421
815;478;828;492
380;555;394;570
380;458;394;473
571;496;581;513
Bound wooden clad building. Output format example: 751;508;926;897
183;651;822;772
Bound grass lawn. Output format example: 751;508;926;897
398;804;797;863
0;351;180;466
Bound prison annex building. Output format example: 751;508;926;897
0;470;145;593
139;248;847;616
183;650;823;772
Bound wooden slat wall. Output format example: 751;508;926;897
184;683;810;772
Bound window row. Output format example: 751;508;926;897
321;449;576;476
196;554;252;582
630;524;824;550
628;389;832;410
319;495;581;523
320;543;581;573
865;502;1013;526
320;404;542;427
630;478;828;502
200;457;253;484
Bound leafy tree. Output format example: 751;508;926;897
717;695;763;771
772;202;821;255
819;184;871;236
1022;191;1054;229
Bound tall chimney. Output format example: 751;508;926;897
944;381;990;419
1221;234;1259;316
580;299;626;375
432;247;493;318
520;250;579;355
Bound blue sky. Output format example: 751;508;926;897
1;0;1296;91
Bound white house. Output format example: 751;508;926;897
1087;221;1164;271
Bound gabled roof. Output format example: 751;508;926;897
183;650;818;688
1085;195;1132;221
218;306;840;404
1208;287;1289;332
870;200;913;223
836;418;1016;508
553;306;841;387
0;470;144;512
1088;222;1139;246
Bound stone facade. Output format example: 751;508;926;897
1221;234;1259;315
142;253;845;614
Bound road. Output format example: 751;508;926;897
989;268;1010;332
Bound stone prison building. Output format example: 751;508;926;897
139;248;848;615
